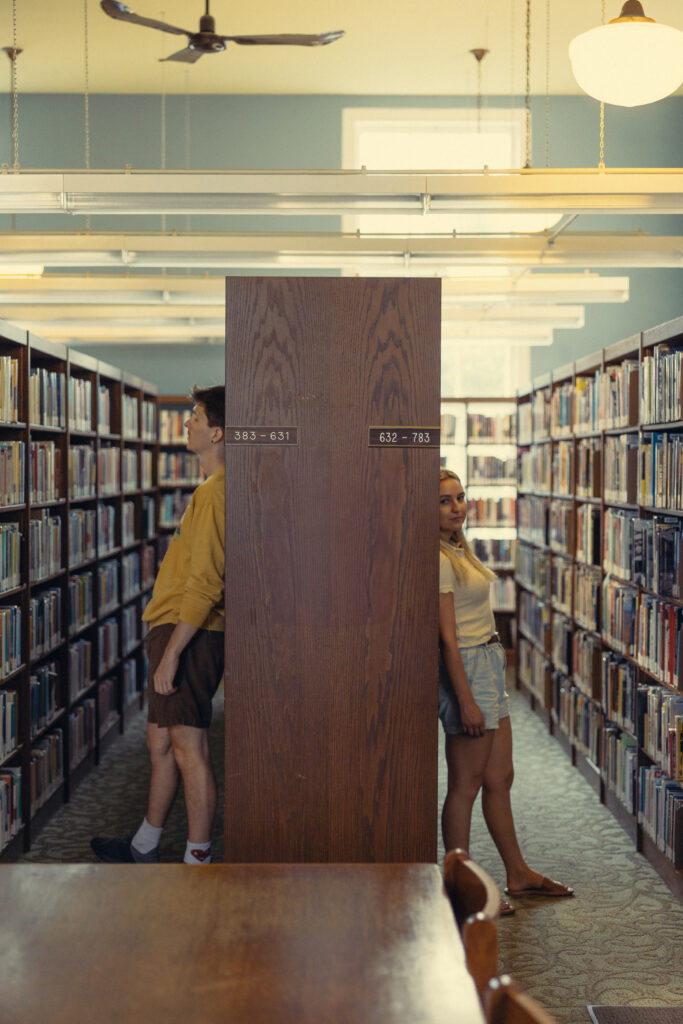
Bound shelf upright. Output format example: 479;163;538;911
0;322;28;860
66;348;100;792
94;359;124;762
120;371;158;717
440;396;518;655
516;373;553;715
25;331;69;840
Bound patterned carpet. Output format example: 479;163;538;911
20;680;683;1024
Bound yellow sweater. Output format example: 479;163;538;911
142;470;225;632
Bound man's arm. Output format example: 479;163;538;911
153;620;199;694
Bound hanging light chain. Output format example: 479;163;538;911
524;0;532;168
11;0;19;169
599;0;606;169
84;0;91;169
544;0;550;168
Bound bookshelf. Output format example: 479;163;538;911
514;315;683;901
0;324;159;860
156;395;202;561
441;398;517;656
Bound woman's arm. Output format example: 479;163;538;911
439;592;486;737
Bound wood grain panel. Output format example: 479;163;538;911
224;277;440;862
0;864;483;1024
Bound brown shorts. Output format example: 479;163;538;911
145;623;224;729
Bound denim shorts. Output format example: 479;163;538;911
438;640;509;735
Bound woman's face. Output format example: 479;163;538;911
439;476;467;537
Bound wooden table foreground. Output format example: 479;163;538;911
1;862;484;1024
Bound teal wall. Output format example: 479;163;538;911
1;93;681;390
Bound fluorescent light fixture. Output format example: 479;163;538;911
0;264;44;277
569;1;683;107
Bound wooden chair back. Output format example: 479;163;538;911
443;848;500;999
484;975;559;1024
443;848;500;926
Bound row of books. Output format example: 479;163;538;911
516;543;549;599
518;590;550;650
640;432;683;510
574;564;601;632
29;510;61;582
0;766;21;852
576;504;601;566
602;651;637;734
122;605;139;655
69;573;94;634
0;354;19;423
603;510;682;597
122;394;139;439
576;438;601;499
491;577;515;613
521;363;639;440
69;444;96;499
68;509;96;568
517;495;549;547
467;411;516;443
466;455;516;485
551;441;573;496
31;729;63;813
517;636;548;705
159;408;190;445
1;440;25;506
30;661;59;739
639;685;683;774
70;698;96;770
518;446;551;492
158;451;201;485
0;689;17;760
159;490;192;529
472;537;516;568
97;384;110;434
640;341;683;426
99;447;121;494
98;677;119;739
634;597;683;691
603;726;638;813
552;612;572;675
30;589;62;661
99;617;119;674
551;556;572;614
31;440;62;504
98;560;119;615
69;638;93;702
553;679;601;766
70;377;92;433
0;522;21;592
30;367;65;428
0;605;21;680
123;657;138;707
467;497;516;528
572;629;601;701
639;766;683;868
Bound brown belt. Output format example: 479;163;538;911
486;633;500;645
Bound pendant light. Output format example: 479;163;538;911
569;0;683;107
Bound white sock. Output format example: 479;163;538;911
184;840;212;865
132;817;163;854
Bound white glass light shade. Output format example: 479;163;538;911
569;21;683;107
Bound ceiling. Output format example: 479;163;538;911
4;0;683;96
0;0;681;350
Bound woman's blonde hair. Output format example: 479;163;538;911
440;469;496;583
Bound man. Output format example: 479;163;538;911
91;384;225;864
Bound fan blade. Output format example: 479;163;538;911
160;46;205;63
101;0;189;38
223;30;345;47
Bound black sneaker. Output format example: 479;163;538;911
90;835;160;863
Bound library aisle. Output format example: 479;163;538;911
18;680;683;1024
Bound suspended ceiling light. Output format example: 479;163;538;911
0;264;44;277
569;0;683;107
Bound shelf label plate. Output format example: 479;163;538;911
225;427;299;446
368;427;440;448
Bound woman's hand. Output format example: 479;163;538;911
460;699;486;738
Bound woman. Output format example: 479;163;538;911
439;469;573;914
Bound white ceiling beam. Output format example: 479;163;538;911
1;169;682;215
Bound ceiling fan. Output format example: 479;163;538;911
101;0;344;63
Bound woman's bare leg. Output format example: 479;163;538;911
442;730;495;853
